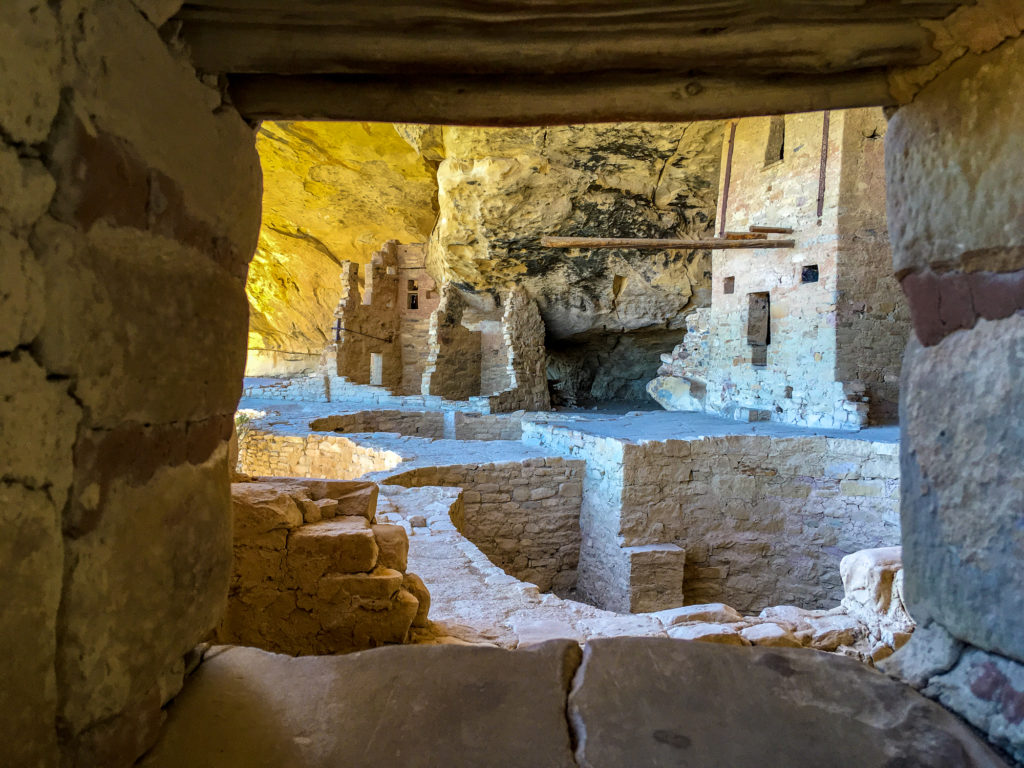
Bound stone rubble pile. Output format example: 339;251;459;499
638;547;914;663
216;477;430;654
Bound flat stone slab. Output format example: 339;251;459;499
569;638;1008;768
141;641;580;768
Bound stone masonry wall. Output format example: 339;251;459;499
381;459;583;595
524;421;900;613
334;242;402;390
883;24;1024;764
218;479;428;654
238;429;403;481
0;2;261;765
421;284;483;400
241;375;490;413
396;244;439;395
310;410;446;439
236;424;581;595
653;109;907;429
622;435;901;612
453;412;525;441
486;287;551;412
834;109;911;424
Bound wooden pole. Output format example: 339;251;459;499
540;236;795;250
749;225;794;234
724;232;768;240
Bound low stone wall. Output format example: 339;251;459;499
244;375;330;402
380;458;584;595
218;479;429;654
242;375;490;412
238;429;402;480
525;420;899;613
453;412;524;441
311;410;446;438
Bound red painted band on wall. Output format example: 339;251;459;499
901;268;1024;346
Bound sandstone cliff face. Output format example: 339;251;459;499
430;122;723;404
431;123;723;339
247;122;439;362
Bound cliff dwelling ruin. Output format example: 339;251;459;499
4;2;1024;767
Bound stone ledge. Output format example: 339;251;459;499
140;638;1008;768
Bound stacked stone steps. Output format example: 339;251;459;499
217;478;430;654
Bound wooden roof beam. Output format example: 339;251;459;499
540;236;795;249
227;70;895;125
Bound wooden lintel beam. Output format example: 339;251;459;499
725;232;768;240
177;19;937;77
540;236;795;250
749;226;795;234
227;71;895;125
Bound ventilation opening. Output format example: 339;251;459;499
764;115;785;167
407;279;419;309
801;265;819;284
723;276;735;294
369;352;384;386
747;291;770;367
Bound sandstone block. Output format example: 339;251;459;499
313;498;340;519
372;523;409;572
758;605;829;632
513;618;581;648
667;623;748;646
901;317;1024;661
923;647;1024;765
288;518;379;585
320;588;419;648
402;573;431;628
626;544;685;613
805;614;864;652
653;602;743;626
879;621;964;690
141;641;581;768
0;0;61;143
740;623;802;648
317;567;405;605
232;541;287;589
0;482;61;767
647;376;705;412
840;546;913;636
232;483;305;536
261;478;379;520
0;147;54;230
297;498;322;523
569;638;1006;768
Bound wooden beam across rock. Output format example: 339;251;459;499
227;71;896;125
749;226;795;234
540;236;795;250
177;18;938;76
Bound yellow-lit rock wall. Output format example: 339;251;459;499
247;122;439;372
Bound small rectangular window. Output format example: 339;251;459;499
747;291;770;367
764;116;785;167
723;276;735;294
408;293;419;310
801;265;819;284
407;279;419;292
